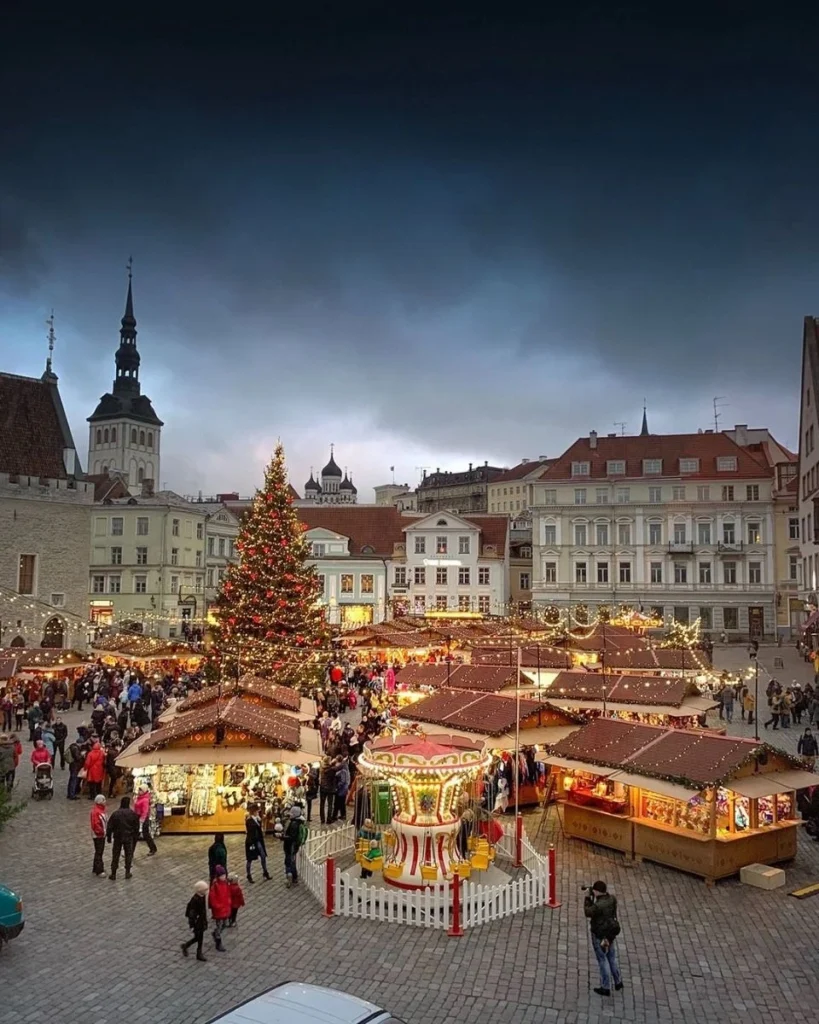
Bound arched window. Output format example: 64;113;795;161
131;428;137;443
102;465;108;475
96;429;102;444
139;430;145;445
111;427;117;443
147;432;153;448
138;467;144;484
103;428;109;443
10;635;26;648
41;616;64;649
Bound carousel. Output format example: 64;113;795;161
355;734;494;889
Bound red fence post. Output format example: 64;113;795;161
547;844;561;909
515;813;523;867
448;872;464;937
324;856;336;917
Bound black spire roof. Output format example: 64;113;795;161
305;470;320;493
640;404;649;436
88;270;163;426
321;445;342;478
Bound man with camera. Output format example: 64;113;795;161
583;880;623;997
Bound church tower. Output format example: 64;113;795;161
87;263;163;491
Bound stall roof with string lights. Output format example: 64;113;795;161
166;674;315;721
543;717;819;882
0;648;93;675
91;634;204;664
395;663;531;694
543;671;718;720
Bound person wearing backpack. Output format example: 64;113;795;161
584;880;623;997
283;805;307;887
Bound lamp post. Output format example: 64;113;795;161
752;650;759;742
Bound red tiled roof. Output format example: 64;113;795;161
401;690;555;736
141;696;301;751
491;459;555;483
297;505;407;556
86;473;131;501
0;373;76;478
541;432;771;482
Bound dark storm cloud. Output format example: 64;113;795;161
0;7;812;494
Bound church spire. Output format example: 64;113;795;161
640;401;649;436
114;256;140;394
42;310;58;381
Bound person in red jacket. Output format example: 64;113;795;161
90;794;107;877
30;739;51;768
227;873;245;927
208;865;231;951
83;739;106;800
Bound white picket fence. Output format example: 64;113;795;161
298;817;556;932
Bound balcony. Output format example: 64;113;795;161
717;541;745;555
668;542;694;554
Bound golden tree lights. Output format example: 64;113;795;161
210;443;329;685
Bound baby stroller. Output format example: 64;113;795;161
32;762;54;800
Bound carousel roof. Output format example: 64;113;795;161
140;696;301;752
367;733;485;757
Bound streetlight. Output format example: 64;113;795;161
751;649;759;741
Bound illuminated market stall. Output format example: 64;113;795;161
116;696;321;833
545;717;819;882
159;673;316;723
91;633;204;674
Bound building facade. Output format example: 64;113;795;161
529;430;776;637
487;458;553;515
374;482;417;510
393;512;510;617
302;447;358;504
509;512;534;610
87;274;163;491
798;316;819;614
416;462;504;514
88;491;238;637
0;368;93;650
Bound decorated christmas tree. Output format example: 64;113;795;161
211;442;328;684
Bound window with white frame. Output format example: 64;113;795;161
699;561;712;584
746;522;761;545
206;568;214;587
746;484;760;501
544;489;557;505
607;460;625;475
136;517;149;536
414;567;425;585
134;574;147;594
478;595;490;614
697;485;711;501
643;459;662;474
616;487;630;504
436;536;447;554
478;567;490;585
748;562;762;584
574;523;587;546
312;543;325;557
674;562;687;584
619;561;631;583
574;488;587;505
436;595;448;610
414;595;426;612
789;518;799;540
519;571;530;590
723;606;738;629
650;561;663;583
458;567;470;585
672;485;686;501
697;522;711;545
679;458;699;473
458;595;471;611
316;574;325;593
172;518;180;536
111;546;122;565
108;574;121;594
111;517;124;536
394;566;407;586
544;562;557;583
699;606;713;629
50;593;65;607
722;522;735;544
789;554;800;580
721;485;734;501
436;567;448;585
595;487;609;504
520;545;532;558
414;536;426;554
458;536;470;555
596;523;609;546
648;522;662;545
575;561;587;583
543;524;556;545
92;574;105;594
617;523;631;546
648;486;662;503
723;561;737;584
196;522;204;539
673;523;686;544
171;548;179;566
340;574;354;593
361;574;374;594
597;562;609;584
572;461;590;476
717;456;737;472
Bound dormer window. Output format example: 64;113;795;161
679;458;699;473
717;456;737;472
643;459;662;475
361;545;374;554
606;460;625;475
571;461;590;476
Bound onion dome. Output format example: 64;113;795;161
340;473;357;494
321;445;342;478
304;471;320;494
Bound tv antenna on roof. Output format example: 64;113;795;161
713;396;727;432
613;421;627;436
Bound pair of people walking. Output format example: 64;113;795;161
88;796;140;879
181;868;245;960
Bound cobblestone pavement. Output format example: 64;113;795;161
2;652;818;1024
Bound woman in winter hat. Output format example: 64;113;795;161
208;866;231;951
181;881;209;962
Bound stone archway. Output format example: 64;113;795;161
41;616;65;648
10;635;26;648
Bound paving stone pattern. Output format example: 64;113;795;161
1;644;818;1024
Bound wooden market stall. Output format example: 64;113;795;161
91;634;204;673
159;673;316;723
544;717;819;883
543;671;718;728
399;689;582;807
116;696;322;833
395;663;534;697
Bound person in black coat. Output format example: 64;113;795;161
106;796;140;880
244;805;270;883
305;766;319;823
208;832;228;880
181;881;209;961
53;718;68;770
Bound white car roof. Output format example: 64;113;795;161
207;983;391;1024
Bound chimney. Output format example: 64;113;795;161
589;430;598;450
469;462;473;471
520;457;528;464
734;424;749;447
141;478;155;498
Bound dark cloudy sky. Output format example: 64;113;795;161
1;6;814;498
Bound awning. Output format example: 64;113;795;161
727;775;793;799
116;743;314;770
766;769;819;791
542;755;617;777
545;698;713;717
607;770;700;802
